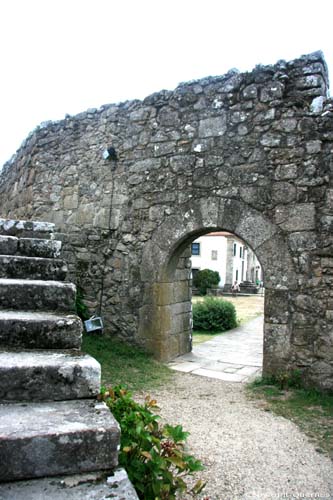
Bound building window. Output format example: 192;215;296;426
233;243;237;256
191;242;200;256
240;246;242;258
211;250;218;260
236;269;239;281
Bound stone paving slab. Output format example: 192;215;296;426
168;361;202;372
0;469;139;500
191;368;247;382
168;316;263;383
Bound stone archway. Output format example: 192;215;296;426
139;197;297;378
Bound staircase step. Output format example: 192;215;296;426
0;255;68;280
0;350;100;402
0;399;120;481
0;469;139;499
0;310;82;349
0;236;62;258
0;235;18;255
0;279;76;312
19;237;62;258
0;218;55;239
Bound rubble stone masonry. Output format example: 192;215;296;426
1;51;333;389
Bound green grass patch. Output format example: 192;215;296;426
248;378;333;458
82;333;174;392
192;330;225;345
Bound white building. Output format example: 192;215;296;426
191;232;262;289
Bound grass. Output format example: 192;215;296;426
82;333;174;392
192;294;264;345
247;378;333;458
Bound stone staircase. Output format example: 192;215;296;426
0;219;138;499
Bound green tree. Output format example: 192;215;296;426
193;268;220;295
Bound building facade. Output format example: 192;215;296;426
191;232;262;288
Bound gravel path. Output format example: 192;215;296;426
148;373;333;500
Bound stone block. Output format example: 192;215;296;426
0;255;68;281
263;322;291;373
274;163;298;180
265;289;289;324
19;238;62;258
288;231;317;253
0;351;100;402
0;279;76;312
0;469;139;499
0;219;55;238
0;400;119;481
0;311;82;349
0;235;18;255
198;115;227;138
235;210;277;250
275;203;316;231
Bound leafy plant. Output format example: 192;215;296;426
75;287;90;321
99;386;205;500
193;269;220;295
192;296;237;332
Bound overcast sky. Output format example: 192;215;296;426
0;0;332;167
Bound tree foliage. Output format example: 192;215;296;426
193;268;220;295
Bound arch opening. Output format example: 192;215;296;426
139;198;297;379
190;230;264;381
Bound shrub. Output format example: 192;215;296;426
192;296;237;332
99;386;205;500
193;268;220;295
75;287;90;321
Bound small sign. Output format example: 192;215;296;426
84;316;103;333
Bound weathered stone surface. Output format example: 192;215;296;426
0;279;76;312
0;52;332;388
0;310;82;349
0;235;18;255
0;255;68;280
275;204;316;231
0;219;55;238
0;469;139;500
0;400;120;481
0;350;100;401
19;238;62;258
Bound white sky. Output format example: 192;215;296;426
0;0;332;167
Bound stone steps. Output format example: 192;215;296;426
0;255;68;280
0;469;139;499
0;278;76;312
0;310;82;349
0;218;55;239
0;218;126;490
0;399;120;482
0;235;62;258
0;350;100;402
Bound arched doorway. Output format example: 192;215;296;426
139;197;297;379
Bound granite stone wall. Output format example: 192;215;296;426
1;51;332;389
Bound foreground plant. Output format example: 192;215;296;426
98;386;205;500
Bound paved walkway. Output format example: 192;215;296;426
168;315;263;382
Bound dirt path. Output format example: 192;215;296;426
149;373;333;500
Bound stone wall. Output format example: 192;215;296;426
1;51;333;389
